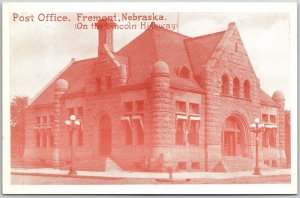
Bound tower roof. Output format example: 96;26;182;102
152;61;169;75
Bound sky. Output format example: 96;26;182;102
10;12;291;109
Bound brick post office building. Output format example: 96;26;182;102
23;20;288;172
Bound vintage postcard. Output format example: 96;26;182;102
2;2;298;194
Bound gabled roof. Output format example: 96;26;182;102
29;23;279;109
30;58;96;107
185;31;226;74
117;27;203;91
260;89;280;107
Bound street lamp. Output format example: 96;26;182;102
250;118;266;175
65;114;81;176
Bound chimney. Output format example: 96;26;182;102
96;19;116;56
227;22;237;30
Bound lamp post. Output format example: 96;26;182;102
250;118;266;176
65;114;80;176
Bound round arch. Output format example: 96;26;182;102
221;112;250;157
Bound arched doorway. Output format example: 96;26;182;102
99;115;112;155
222;113;249;157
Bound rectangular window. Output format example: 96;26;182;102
189;103;199;114
188;120;199;145
262;129;269;147
41;130;47;147
264;160;270;166
106;76;112;89
49;115;54;125
178;162;187;170
42;116;47;126
124;102;133;113
36;117;41;126
176;119;185;145
262;114;268;123
176;101;186;112
35;129;40;147
133;117;144;145
135;100;144;112
121;120;133;145
270;115;276;123
95;78;101;92
191;162;200;169
270;129;276;148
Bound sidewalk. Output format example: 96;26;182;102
11;168;291;180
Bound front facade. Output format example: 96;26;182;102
23;20;287;172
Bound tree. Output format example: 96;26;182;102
10;96;28;158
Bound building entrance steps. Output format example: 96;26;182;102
62;156;122;172
212;156;275;172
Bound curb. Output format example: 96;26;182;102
11;171;291;181
11;172;124;180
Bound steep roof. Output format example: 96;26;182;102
185;31;226;74
260;89;280;107
117;27;202;91
30;24;279;109
30;58;96;107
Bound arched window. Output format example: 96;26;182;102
221;75;229;95
244;80;250;99
179;67;189;78
233;77;240;97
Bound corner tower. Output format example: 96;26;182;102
149;61;172;171
53;79;68;167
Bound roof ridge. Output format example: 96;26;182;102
152;26;190;39
117;25;190;55
184;29;226;70
205;31;226;63
116;29;152;54
73;57;98;63
185;30;226;42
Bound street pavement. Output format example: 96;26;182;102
11;167;291;182
11;174;291;184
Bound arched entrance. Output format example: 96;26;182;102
99;115;112;155
222;113;249;157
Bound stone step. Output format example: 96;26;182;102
212;157;253;172
73;156;122;171
223;157;254;172
214;156;275;172
106;158;121;171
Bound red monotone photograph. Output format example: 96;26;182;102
2;2;297;195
